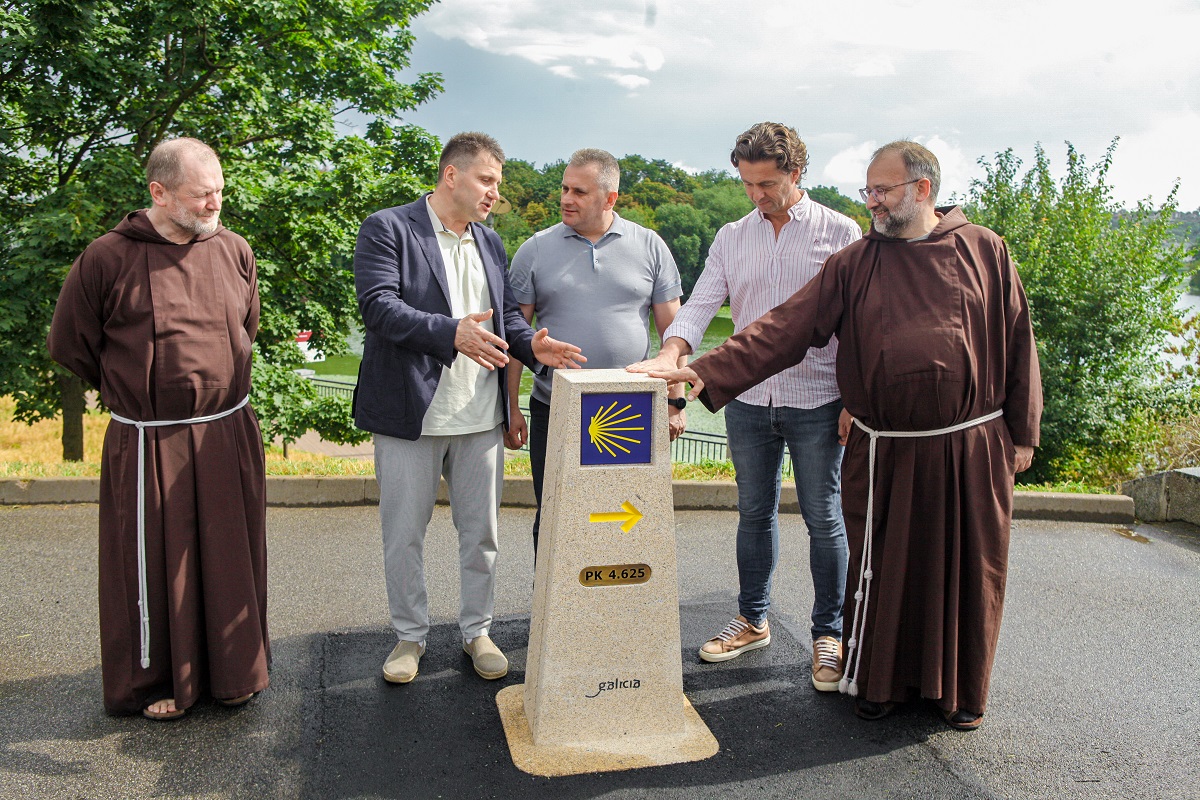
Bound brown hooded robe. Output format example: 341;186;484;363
692;207;1042;715
48;210;270;715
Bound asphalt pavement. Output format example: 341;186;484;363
1;504;1198;800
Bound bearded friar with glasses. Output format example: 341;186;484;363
644;140;1043;732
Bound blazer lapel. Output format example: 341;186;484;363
472;222;506;336
409;196;452;308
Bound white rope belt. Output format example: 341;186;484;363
839;408;1005;697
110;395;250;669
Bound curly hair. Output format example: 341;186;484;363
730;122;808;178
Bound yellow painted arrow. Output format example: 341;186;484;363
589;501;643;533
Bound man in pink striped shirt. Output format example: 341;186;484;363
629;122;861;691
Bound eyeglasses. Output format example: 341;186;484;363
858;179;920;203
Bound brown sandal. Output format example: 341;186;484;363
143;700;185;721
218;692;257;707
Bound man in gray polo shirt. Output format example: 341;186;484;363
506;148;687;555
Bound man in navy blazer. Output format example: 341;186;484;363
353;132;585;685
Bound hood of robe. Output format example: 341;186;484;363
863;204;970;243
111;209;225;244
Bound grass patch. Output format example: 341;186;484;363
1;396;108;465
262;445;375;476
1012;480;1107;493
0;395;1116;491
0;396;376;478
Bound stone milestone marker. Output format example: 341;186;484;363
496;369;718;776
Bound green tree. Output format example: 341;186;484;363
1;0;441;458
614;201;656;230
626;179;680;208
967;141;1194;484
693;182;753;229
807;185;870;232
619;155;699;194
499;159;540;210
654;202;714;295
494;209;534;261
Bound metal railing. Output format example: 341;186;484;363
670;429;729;464
311;377;356;399
305;376;805;475
305;376;739;466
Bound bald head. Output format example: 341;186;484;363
146;138;221;191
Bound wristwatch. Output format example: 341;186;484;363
667;397;687;410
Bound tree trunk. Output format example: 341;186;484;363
59;374;86;461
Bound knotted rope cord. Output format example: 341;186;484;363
110;395;250;669
838;408;1005;697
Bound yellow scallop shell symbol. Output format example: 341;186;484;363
587;401;645;458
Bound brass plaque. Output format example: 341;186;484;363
579;564;652;587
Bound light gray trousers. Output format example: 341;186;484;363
374;427;503;642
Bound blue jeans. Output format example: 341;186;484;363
724;398;848;641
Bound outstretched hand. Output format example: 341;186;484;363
626;351;679;376
455;309;509;371
648;366;702;400
532;328;586;369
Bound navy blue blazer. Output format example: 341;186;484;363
352;195;539;440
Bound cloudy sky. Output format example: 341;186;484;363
396;0;1199;210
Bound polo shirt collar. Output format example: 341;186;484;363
562;210;626;241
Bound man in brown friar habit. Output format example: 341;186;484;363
648;140;1042;730
48;137;270;721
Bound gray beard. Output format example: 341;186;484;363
872;192;918;237
173;212;219;237
873;214;908;237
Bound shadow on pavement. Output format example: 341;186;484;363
297;602;983;800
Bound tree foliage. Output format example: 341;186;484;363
1;0;441;457
967;141;1195;485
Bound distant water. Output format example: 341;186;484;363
1167;293;1200;369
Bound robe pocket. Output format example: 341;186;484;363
882;326;967;386
156;336;231;388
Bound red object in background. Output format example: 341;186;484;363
296;331;312;343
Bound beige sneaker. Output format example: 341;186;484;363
383;640;425;684
464;635;509;680
699;615;771;663
811;635;843;692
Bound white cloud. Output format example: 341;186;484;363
822;142;877;187
851;55;895;78
1105;111;1200;209
421;0;664;87
409;1;1200;210
608;73;651;91
914;136;975;203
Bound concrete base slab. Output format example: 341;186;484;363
496;684;718;777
